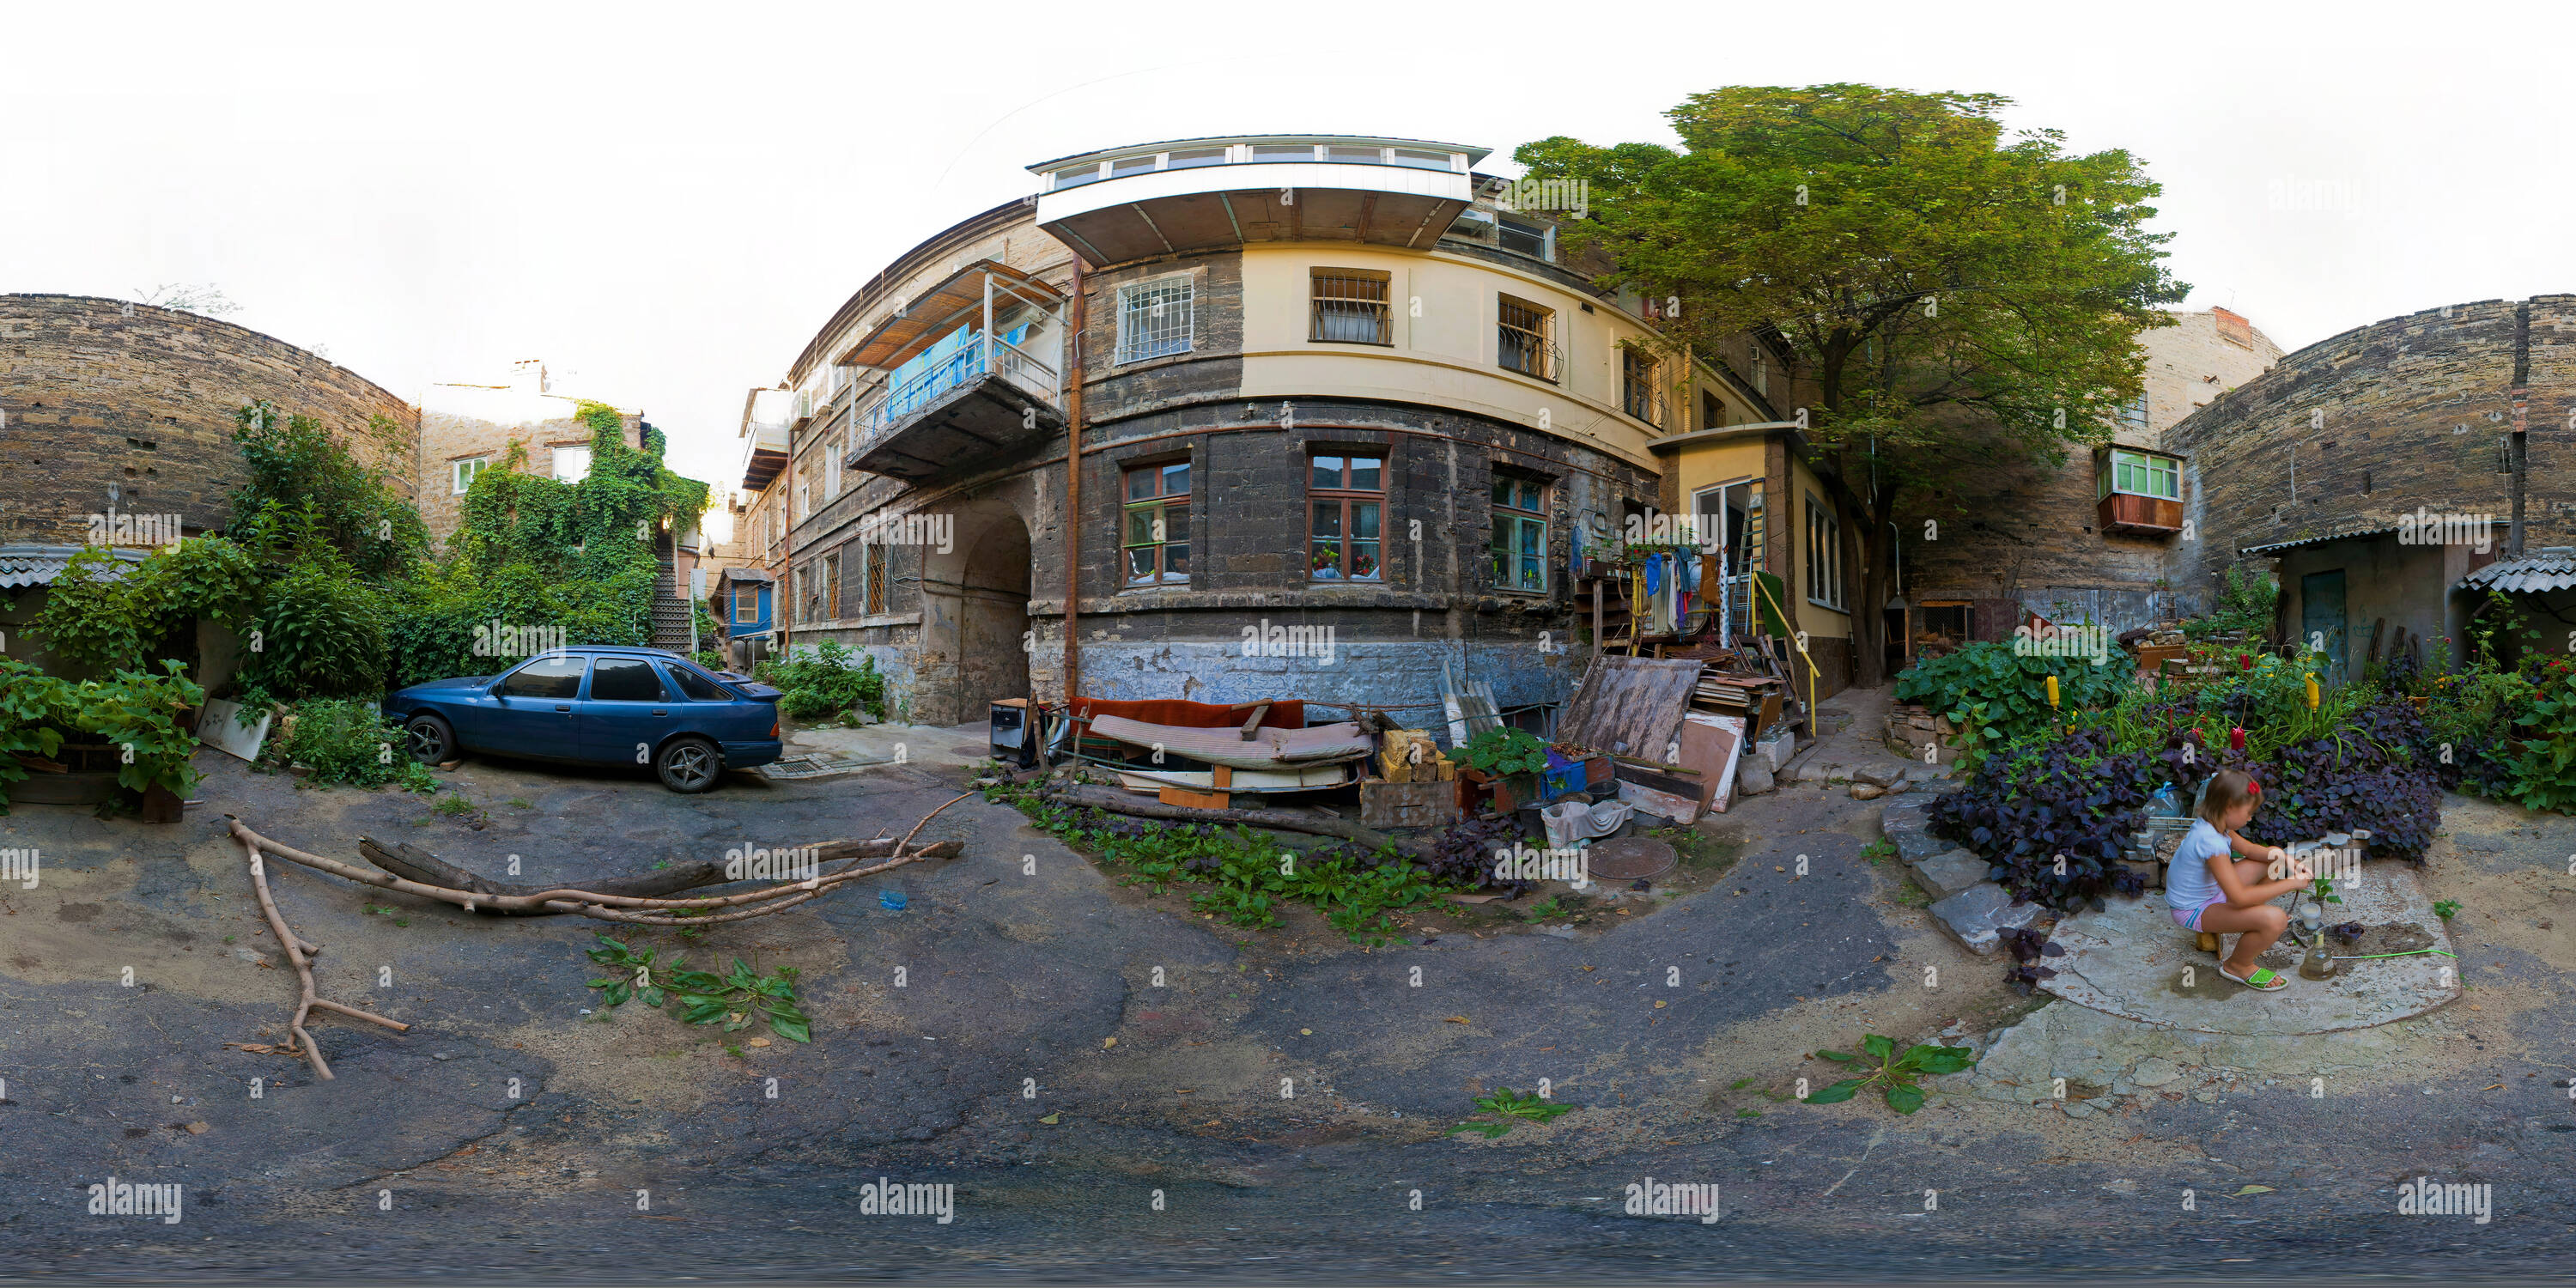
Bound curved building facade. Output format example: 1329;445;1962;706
736;136;1838;726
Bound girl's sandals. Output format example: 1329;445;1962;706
2221;963;2288;991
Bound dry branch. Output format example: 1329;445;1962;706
355;835;962;915
240;837;410;1081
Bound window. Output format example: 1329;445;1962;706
1116;276;1194;364
1391;148;1453;172
666;663;726;702
2119;394;2149;433
1490;474;1547;592
1323;145;1381;165
1498;295;1555;382
803;562;823;623
824;551;841;619
589;658;665;702
1497;216;1553;261
864;542;888;615
796;481;810;520
1620;347;1661;424
551;444;592;483
1805;492;1844;611
1701;390;1725;431
825;433;842;501
1109;154;1156;178
734;586;760;623
1121;460;1191;586
1251;143;1315;162
452;456;490;495
1052;163;1101;190
1167;147;1228;169
499;655;585;700
1310;270;1391;345
2102;448;2182;501
1309;454;1384;581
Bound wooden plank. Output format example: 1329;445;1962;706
1360;780;1462;829
1159;786;1231;811
1237;704;1270;741
1557;655;1704;761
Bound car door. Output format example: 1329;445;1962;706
577;656;677;766
484;654;588;760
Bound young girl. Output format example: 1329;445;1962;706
2166;769;2310;991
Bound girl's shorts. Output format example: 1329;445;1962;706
2172;900;2219;931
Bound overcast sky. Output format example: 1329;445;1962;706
6;1;2569;497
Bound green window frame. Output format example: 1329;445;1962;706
2102;448;2183;501
1489;473;1548;593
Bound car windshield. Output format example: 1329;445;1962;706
498;655;586;699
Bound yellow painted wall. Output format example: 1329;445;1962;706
1668;437;1766;499
1788;453;1850;637
1236;245;1668;470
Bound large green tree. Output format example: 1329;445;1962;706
1520;84;2186;686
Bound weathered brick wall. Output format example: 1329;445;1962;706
417;398;642;551
2142;308;2284;439
0;295;416;543
2164;295;2576;594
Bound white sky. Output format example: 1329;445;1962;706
5;0;2569;499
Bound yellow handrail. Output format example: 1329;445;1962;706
1751;573;1821;720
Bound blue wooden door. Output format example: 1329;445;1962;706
2300;569;2347;683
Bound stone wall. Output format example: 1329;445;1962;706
0;295;416;544
2164;295;2576;594
417;380;643;552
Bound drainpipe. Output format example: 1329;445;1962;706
1061;258;1086;713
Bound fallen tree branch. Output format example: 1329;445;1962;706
240;837;410;1081
355;835;963;915
1044;784;1425;856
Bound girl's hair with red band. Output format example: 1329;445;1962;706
2200;769;2258;825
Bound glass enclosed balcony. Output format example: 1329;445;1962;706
1028;135;1487;266
838;260;1067;482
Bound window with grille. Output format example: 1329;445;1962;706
1489;473;1548;592
824;552;841;619
1498;216;1553;261
1116;277;1194;364
1310;270;1391;345
1806;492;1844;611
864;542;888;615
1121;460;1191;586
1620;347;1661;424
1498;295;1555;382
1309;454;1385;581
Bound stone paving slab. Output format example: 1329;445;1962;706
2038;861;2460;1035
1927;881;2044;955
1911;848;1991;902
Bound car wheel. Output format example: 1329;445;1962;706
655;737;722;793
404;714;456;766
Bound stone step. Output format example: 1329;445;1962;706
1927;881;2044;957
1909;848;1992;902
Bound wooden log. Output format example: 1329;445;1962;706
1048;785;1424;855
1237;702;1270;741
355;835;963;916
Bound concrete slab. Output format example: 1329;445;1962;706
1893;826;1950;867
2038;861;2461;1035
1928;881;2044;956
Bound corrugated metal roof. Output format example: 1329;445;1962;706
2460;548;2576;594
0;544;146;588
2239;524;2402;557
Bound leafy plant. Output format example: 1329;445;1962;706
1443;1087;1573;1138
2433;900;2461;920
2499;671;2576;814
583;936;811;1042
2182;563;2277;641
1894;641;2131;753
74;661;207;798
268;698;435;790
1929;727;2154;911
1808;1034;1977;1114
1455;726;1550;778
754;641;885;722
2000;926;2064;996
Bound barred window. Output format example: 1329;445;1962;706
1121;461;1191;586
1310;270;1391;345
864;542;888;615
1498;295;1555;382
1620;347;1661;425
823;551;841;619
1116;277;1194;364
1309;454;1384;581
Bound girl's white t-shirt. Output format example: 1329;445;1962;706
2166;819;2230;911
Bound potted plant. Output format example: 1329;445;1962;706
1455;726;1552;813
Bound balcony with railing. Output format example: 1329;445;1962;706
738;387;794;491
1029;135;1487;266
837;260;1067;482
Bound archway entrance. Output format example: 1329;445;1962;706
918;498;1030;726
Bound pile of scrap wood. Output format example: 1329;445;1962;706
1376;729;1456;783
1075;697;1373;810
1558;654;1745;824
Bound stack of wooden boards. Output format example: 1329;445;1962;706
1556;655;1746;824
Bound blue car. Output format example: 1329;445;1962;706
380;646;785;793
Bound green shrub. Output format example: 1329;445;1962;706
240;560;390;699
755;641;884;721
268;699;435;790
2182;563;2276;641
71;661;207;799
1455;726;1550;777
1894;640;2132;750
2501;672;2576;813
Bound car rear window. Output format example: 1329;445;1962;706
665;664;728;702
499;655;586;700
589;658;665;702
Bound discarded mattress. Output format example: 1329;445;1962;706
1085;714;1371;769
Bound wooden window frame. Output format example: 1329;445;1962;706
1308;453;1387;582
864;542;889;616
1309;269;1392;346
1120;459;1192;587
1805;490;1844;611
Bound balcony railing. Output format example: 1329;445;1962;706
858;332;1059;440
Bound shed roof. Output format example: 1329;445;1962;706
2239;524;2401;557
2459;548;2576;594
0;544;147;588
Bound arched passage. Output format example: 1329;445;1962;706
916;497;1031;726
